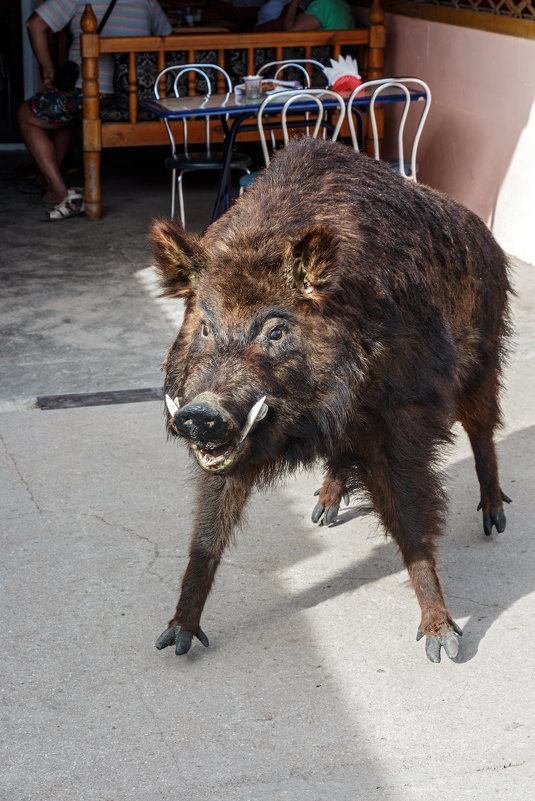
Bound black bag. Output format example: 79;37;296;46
52;60;80;92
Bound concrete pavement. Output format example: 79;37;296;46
1;147;534;800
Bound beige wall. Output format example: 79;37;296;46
383;14;535;265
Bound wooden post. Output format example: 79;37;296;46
128;52;137;122
81;4;101;220
157;51;166;97
187;50;195;95
366;0;386;155
367;0;385;81
217;50;226;92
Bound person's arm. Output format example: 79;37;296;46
26;11;55;87
283;0;321;30
151;1;173;35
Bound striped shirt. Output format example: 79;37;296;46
36;0;172;94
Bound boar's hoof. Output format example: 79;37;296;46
477;491;512;536
312;500;340;526
312;487;349;526
155;625;209;655
416;621;463;663
483;509;505;537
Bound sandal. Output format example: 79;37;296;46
42;188;85;221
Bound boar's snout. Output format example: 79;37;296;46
175;393;235;449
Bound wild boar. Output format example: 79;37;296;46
150;137;512;663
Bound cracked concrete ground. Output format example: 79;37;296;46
1;147;534;801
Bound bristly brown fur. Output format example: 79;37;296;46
150;138;512;656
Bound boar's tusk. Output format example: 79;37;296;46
256;401;269;421
238;396;268;443
165;394;180;416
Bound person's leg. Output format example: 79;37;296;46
17;101;69;203
31;126;74;192
52;125;74;171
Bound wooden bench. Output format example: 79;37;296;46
80;1;386;220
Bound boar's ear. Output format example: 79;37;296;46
290;225;341;299
150;219;206;298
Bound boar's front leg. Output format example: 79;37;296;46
362;424;462;663
156;472;250;655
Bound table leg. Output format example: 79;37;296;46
211;112;251;222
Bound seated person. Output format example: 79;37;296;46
17;0;171;220
256;0;353;30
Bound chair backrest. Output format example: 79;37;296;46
153;63;233;158
257;89;346;166
347;78;431;181
257;59;330;88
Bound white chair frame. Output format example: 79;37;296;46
257;88;346;167
258;59;330;88
154;63;232;158
347;78;432;181
154;64;250;225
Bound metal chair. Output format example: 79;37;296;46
257;59;330;88
239;88;345;189
154;64;252;227
347;78;431;181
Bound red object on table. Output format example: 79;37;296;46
332;75;362;93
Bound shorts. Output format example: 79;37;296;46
28;88;114;128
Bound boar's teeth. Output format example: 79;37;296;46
165;394;180;416
200;450;226;466
193;444;234;473
239;396;268;443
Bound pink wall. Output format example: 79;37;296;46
383;14;535;265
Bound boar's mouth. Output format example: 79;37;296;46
166;394;269;474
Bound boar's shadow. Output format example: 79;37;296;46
225;426;530;665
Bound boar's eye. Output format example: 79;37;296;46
269;326;284;341
200;322;210;337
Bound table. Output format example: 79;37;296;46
140;87;426;222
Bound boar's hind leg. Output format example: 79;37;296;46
363;439;462;663
456;369;512;536
156;474;250;656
